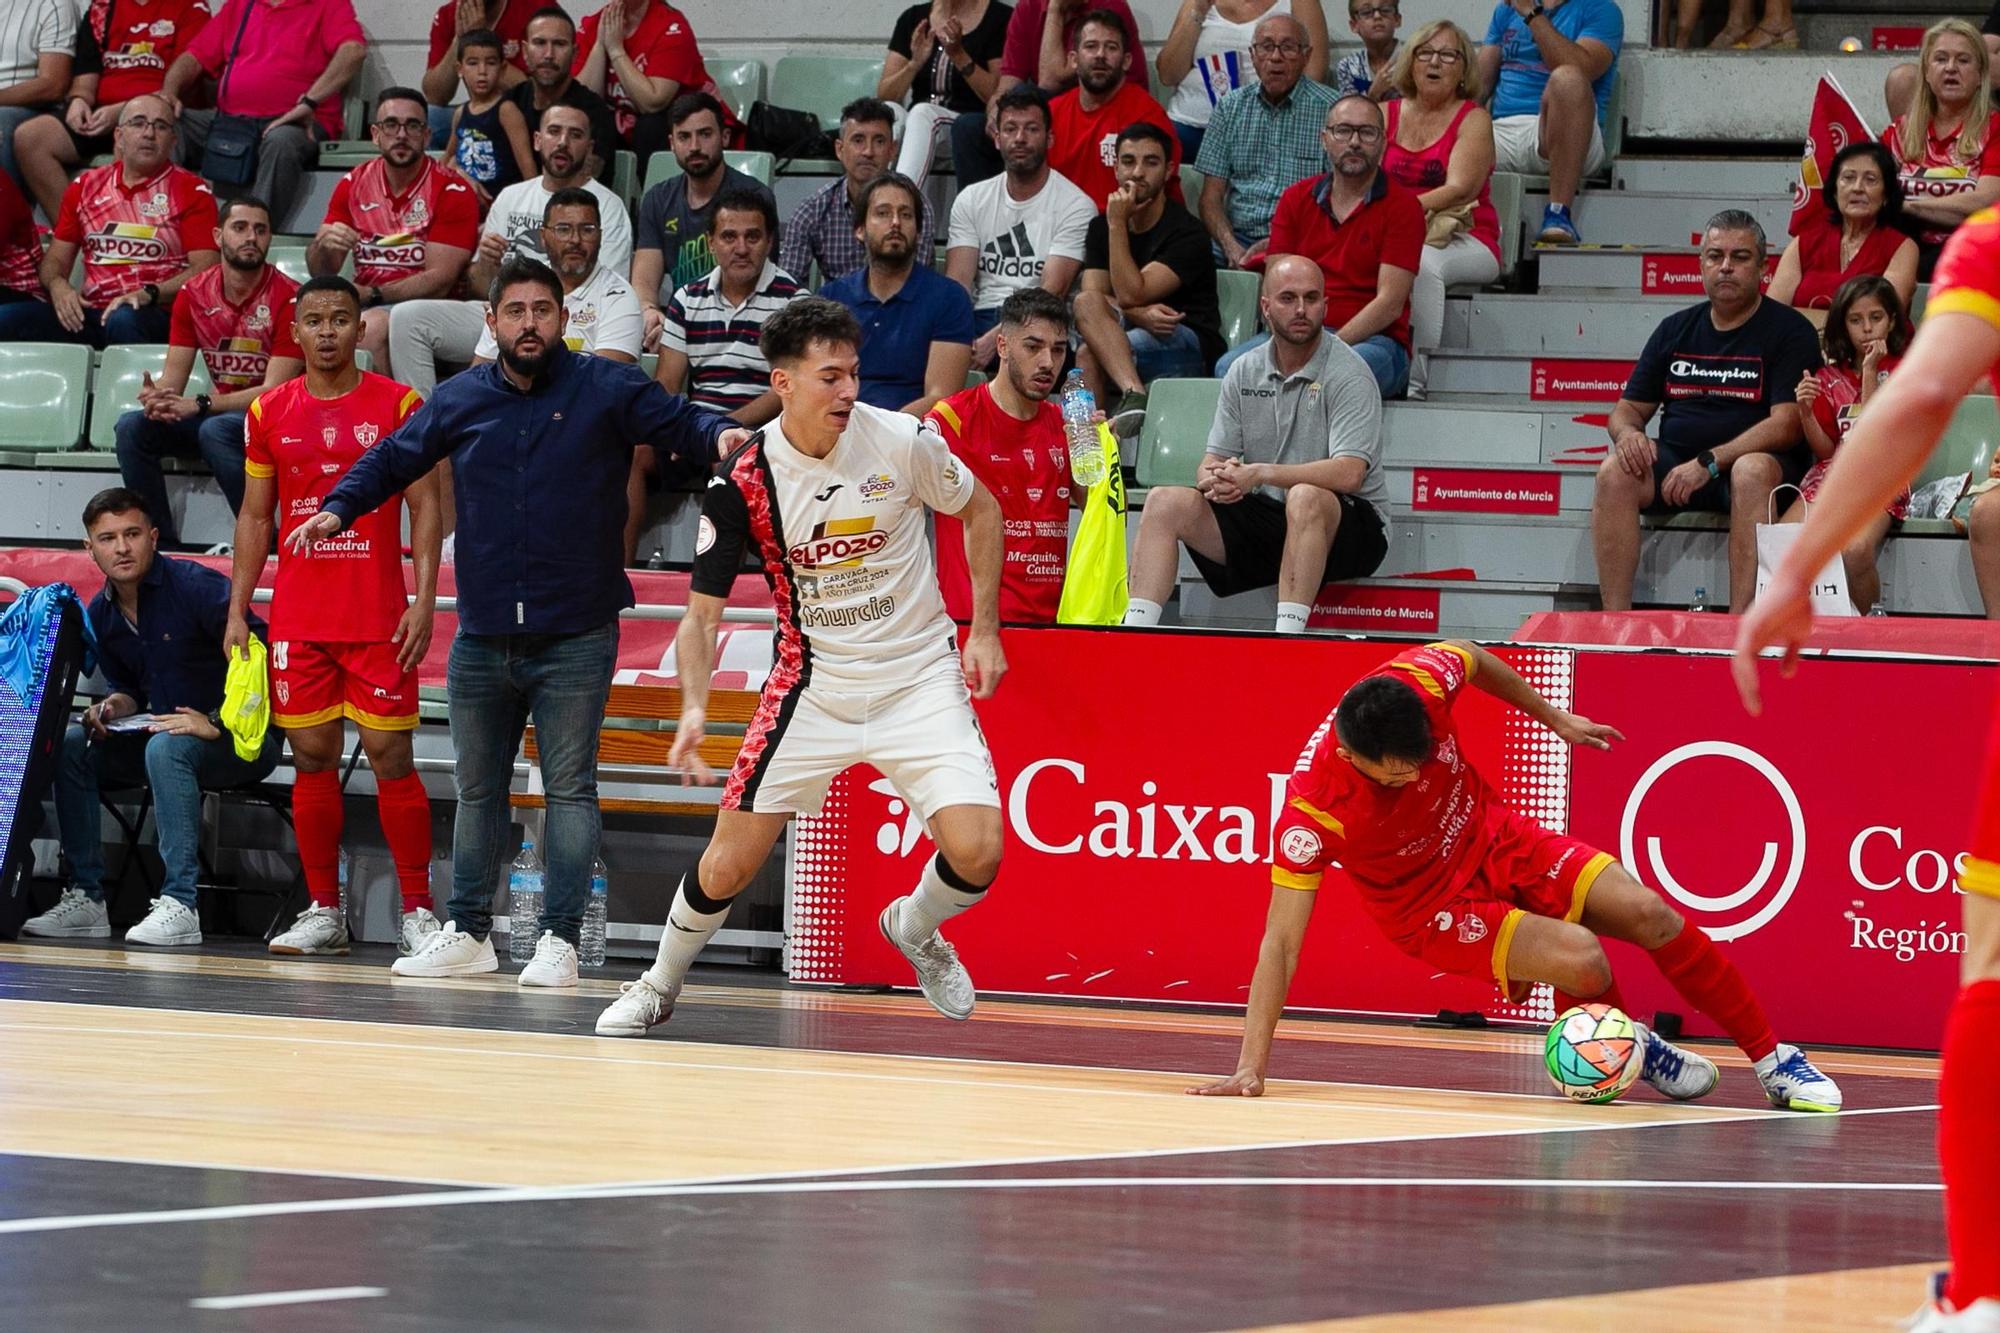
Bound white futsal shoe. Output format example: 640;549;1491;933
269;905;350;956
518;932;578;988
1906;1273;2000;1331
878;896;976;1020
21;887;110;938
390;921;498;977
399;905;442;956
1755;1043;1844;1112
125;896;201;947
595;976;679;1036
1636;1024;1719;1101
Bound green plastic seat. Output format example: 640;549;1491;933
0;344;92;452
1906;394;2000;532
641;149;776;197
1135;378;1223;490
768;55;884;134
89;345;216;451
269;244;311;284
612;149;639;213
1215;269;1259;351
708;55;766;124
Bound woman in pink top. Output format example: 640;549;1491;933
1381;19;1496;400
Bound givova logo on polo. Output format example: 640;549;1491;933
788;517;888;569
979;223;1042;280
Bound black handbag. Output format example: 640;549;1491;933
199;0;264;187
743;100;833;165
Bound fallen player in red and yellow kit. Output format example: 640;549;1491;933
1191;641;1843;1116
224;275;443;962
1737;206;2000;1332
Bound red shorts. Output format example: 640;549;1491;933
270;639;418;732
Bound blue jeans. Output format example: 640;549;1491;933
0;298;172;348
427;103;454;151
55;723;281;907
1129;324;1209;381
0;107;36;192
1214;330;1410;398
1171;118;1204;164
446;622;619;945
114;410;249;547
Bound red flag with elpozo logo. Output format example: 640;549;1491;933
1792;74;1876;236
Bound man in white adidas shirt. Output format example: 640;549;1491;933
945;84;1095;368
386;104;631;394
597;296;1009;1037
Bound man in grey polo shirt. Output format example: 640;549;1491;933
1124;254;1388;634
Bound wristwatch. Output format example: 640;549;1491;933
195;393;213;416
1528;3;1549;18
1698;450;1721;481
297;93;320;111
141;282;161;307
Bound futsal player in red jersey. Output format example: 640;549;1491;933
223;275;444;962
1192;640;1844;1115
1738;207;2000;1332
926;288;1075;625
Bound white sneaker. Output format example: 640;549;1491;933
269;905;350;956
21;887;110;938
399;905;442;957
389;921;498;977
596;976;678;1036
1756;1042;1844;1112
1906;1273;2000;1331
518;931;578;988
1637;1024;1719;1101
878;896;976;1020
124;896;201;947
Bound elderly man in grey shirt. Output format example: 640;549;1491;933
1124;254;1389;633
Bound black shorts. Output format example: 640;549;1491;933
1190;490;1388;598
64;126;113;161
1642;445;1808;516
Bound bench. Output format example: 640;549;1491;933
512;683;763;820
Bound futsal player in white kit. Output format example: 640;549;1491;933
597;297;1010;1035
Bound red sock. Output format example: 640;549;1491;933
1554;974;1626;1017
290;769;344;909
1943;980;2000;1308
374;772;434;912
1648;924;1777;1061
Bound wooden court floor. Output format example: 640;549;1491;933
0;939;1948;1330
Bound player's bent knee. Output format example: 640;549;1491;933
1633;894;1684;950
935;821;1004;886
695;846;760;899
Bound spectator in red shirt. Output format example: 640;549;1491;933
572;0;736;170
158;0;367;226
116;194;306;549
954;0;1148;185
1881;18;2000;276
0;171;44;306
1219;92;1422;398
13;0;210;223
0;94;218;347
421;0;533;147
1047;11;1180;210
1766;141;1918;329
307;87;481;376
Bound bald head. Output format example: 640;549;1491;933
115;94;177;173
1260;254;1327;349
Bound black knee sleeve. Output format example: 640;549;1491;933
680;869;730;915
934;852;992;895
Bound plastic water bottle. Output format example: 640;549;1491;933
1061;369;1106;487
507;841;543;962
336;848;350;925
1688;586;1710;613
581;856;609;967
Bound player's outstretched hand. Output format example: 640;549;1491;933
1186;1070;1265;1097
1732;567;1814;717
392;603;435;672
287;510;343;555
670;709;715;786
1550;711;1622;750
963;630;1007;699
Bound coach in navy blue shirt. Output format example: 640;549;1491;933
23;487;279;950
823;174;974;416
297;258;743;987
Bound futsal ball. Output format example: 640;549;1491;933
1543;1003;1646;1104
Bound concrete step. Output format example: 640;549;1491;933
1524;190;1794;250
1531;244;1788;297
1612;157;1800;196
1440;293;1689;356
1425;350;1635;401
1385;396;1613;469
1381;458;1597;515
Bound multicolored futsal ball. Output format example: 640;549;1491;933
1543;1003;1645;1103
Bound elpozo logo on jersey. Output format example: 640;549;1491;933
87;222;167;264
788;517;887;569
355;233;424;269
1618;741;1805;941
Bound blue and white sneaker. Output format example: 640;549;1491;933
1755;1042;1843;1112
1637;1023;1718;1101
1536;203;1582;246
1904;1271;2000;1331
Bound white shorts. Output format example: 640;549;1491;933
721;661;1000;820
1491;114;1608;177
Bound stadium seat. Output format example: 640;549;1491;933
964;369;986;388
269;244;311;284
316;141;377;168
1907;395;2000;534
708;55;766;124
612;150;639;213
642;149;776;197
1135;378;1223;490
1216;270;1259;350
769;55;883;133
1178;162;1204;206
88;347;217;452
1488;171;1524;273
0;344;92;452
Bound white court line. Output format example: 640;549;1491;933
0;1171;1945;1241
188;1286;386;1311
0;1144;473;1190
